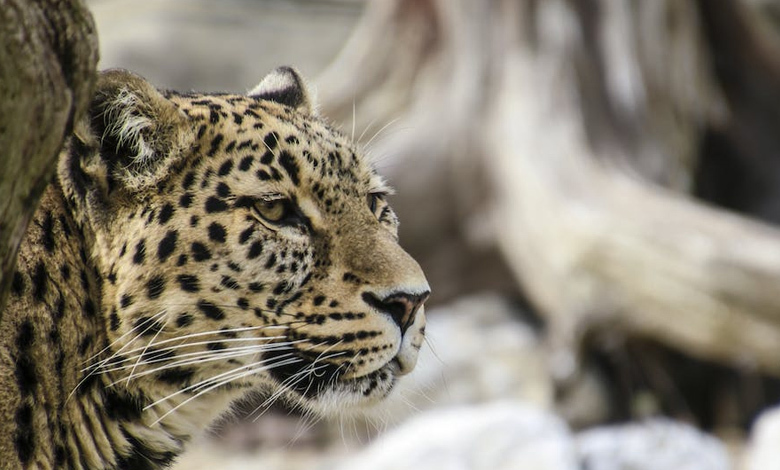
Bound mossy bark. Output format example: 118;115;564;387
318;0;780;376
0;0;99;314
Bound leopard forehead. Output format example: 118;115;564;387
167;91;388;200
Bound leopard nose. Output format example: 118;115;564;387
362;290;430;334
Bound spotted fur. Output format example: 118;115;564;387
1;67;429;470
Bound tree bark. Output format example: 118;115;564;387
317;0;780;377
0;0;99;313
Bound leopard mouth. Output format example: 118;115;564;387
263;348;399;401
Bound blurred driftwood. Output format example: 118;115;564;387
0;0;98;313
318;0;780;376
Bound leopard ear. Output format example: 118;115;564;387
67;68;194;195
249;66;317;115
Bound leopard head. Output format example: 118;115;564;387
59;67;430;426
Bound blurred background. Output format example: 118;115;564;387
87;0;780;469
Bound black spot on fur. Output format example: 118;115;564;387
272;282;289;295
104;390;144;421
78;336;92;355
133;239;147;264
220;276;240;290
239;226;254;244
79;269;89;291
177;274;200;292
55;295;66;318
120;294;134;309
59;214;72;237
227;261;242;272
158;203;175;225
14;404;35;465
41;212;56;252
117;431;176;470
205;196;228;213
264;253;277;268
157;367;195;385
196;124;207;140
176;313;194;328
146;275;166;299
191;242;212;261
263;132;279;151
216;182;231;198
11;271;25;296
233;196;254;210
248;241;263;259
239;155;254;171
217;159;233;176
54;444;67;467
179;192;194;208
197;300;225;320
15;321;36;396
182;171;196;190
66;137;89;198
134;317;164;336
157;230;178;262
84;299;96;318
278;151;300;185
256;169;271;181
31;262;47;302
260;150;274;165
208;134;224;157
110;310;121;331
248;282;264;292
313;296;326;306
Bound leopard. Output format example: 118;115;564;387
0;66;429;470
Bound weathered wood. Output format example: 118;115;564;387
0;0;99;312
318;0;780;376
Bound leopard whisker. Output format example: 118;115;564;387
126;312;168;384
91;333;294;371
71;311;168;400
364;117;401;153
250;347;344;419
423;335;445;366
82;310;168;366
105;348;298;388
99;341;303;379
149;355;303;426
357;114;381;144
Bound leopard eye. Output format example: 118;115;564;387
253;198;303;227
367;192;386;217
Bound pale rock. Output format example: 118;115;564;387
744;405;780;470
338;402;577;470
577;419;732;470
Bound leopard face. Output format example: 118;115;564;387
62;68;429;425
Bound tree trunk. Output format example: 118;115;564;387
317;0;780;377
0;0;99;313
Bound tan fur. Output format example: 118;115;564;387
1;68;428;470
